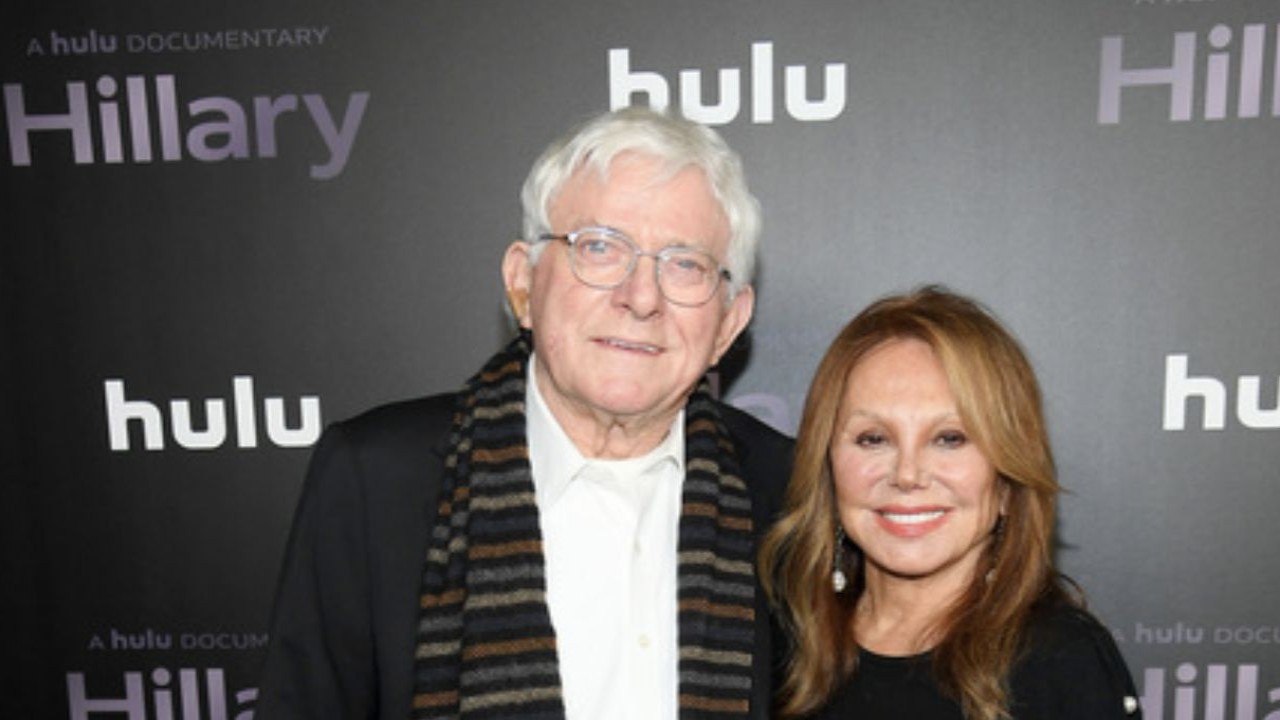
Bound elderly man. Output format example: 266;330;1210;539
255;107;793;720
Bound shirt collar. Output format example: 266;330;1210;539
526;353;684;508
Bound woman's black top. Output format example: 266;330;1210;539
813;602;1142;719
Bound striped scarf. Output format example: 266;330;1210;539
410;333;758;719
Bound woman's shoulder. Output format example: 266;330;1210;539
1010;597;1143;718
1025;598;1117;654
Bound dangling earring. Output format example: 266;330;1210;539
832;525;849;593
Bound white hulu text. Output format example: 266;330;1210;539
1162;354;1280;431
104;376;321;451
609;42;846;125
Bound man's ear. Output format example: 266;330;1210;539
502;241;533;328
712;285;754;366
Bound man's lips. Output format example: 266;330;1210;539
595;337;662;355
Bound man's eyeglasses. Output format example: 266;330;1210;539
537;226;731;307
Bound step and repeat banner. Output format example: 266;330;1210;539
4;0;1277;717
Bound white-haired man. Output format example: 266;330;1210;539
256;107;793;720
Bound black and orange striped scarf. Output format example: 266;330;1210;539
410;333;758;719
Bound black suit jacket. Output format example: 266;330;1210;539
255;393;793;720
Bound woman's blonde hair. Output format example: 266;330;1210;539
759;285;1071;720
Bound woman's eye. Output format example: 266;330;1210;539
936;431;967;448
855;432;885;448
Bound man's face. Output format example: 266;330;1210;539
503;153;753;450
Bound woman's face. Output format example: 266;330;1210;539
831;338;1006;592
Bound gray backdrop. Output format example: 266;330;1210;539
4;1;1277;718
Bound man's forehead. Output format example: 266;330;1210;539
542;153;730;254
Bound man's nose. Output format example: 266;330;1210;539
612;254;664;318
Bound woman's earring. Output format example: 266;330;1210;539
833;525;849;593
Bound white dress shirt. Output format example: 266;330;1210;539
526;355;685;720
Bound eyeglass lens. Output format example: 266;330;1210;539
568;230;722;305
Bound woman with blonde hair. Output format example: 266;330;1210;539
760;286;1140;719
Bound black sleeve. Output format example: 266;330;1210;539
1009;606;1143;720
254;423;379;720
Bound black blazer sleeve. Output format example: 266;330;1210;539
254;395;455;720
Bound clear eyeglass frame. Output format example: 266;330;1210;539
537;226;732;307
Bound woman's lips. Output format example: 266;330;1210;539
875;507;949;537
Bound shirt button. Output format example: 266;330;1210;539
637;634;651;648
